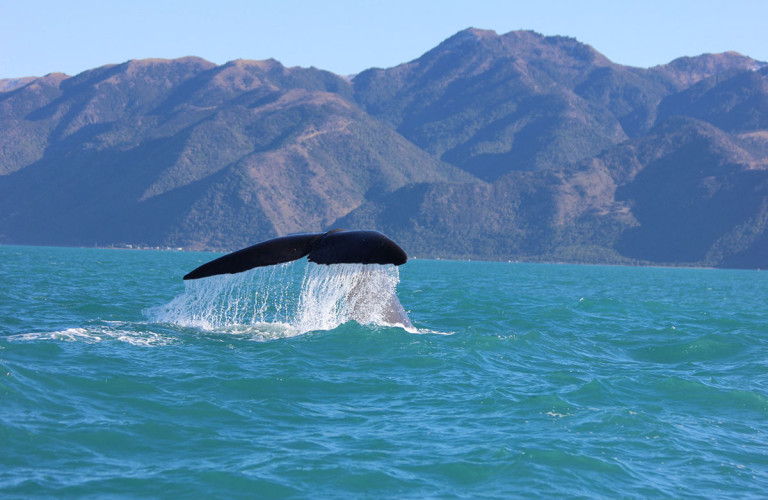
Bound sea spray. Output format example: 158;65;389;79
148;261;411;334
148;262;300;331
295;263;411;331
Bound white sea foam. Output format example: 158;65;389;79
11;328;95;342
148;261;415;336
9;325;176;346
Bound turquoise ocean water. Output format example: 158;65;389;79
1;245;767;498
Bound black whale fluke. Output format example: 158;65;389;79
183;230;407;280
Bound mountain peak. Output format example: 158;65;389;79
224;58;284;71
112;57;217;80
432;28;611;68
123;56;214;68
653;51;762;89
460;27;498;40
430;28;497;53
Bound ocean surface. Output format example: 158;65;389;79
1;245;767;499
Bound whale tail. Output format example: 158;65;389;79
183;230;407;280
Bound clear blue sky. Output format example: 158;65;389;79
1;0;767;79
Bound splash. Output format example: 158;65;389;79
149;263;301;331
148;261;413;336
295;263;412;332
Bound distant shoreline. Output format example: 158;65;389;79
1;242;758;272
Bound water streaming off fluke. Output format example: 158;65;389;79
149;261;412;336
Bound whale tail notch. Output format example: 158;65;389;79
183;229;407;280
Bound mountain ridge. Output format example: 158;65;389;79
2;28;767;267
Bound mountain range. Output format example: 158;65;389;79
1;28;767;268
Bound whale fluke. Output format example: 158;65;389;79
183;230;407;280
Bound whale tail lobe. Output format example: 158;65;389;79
183;230;407;280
